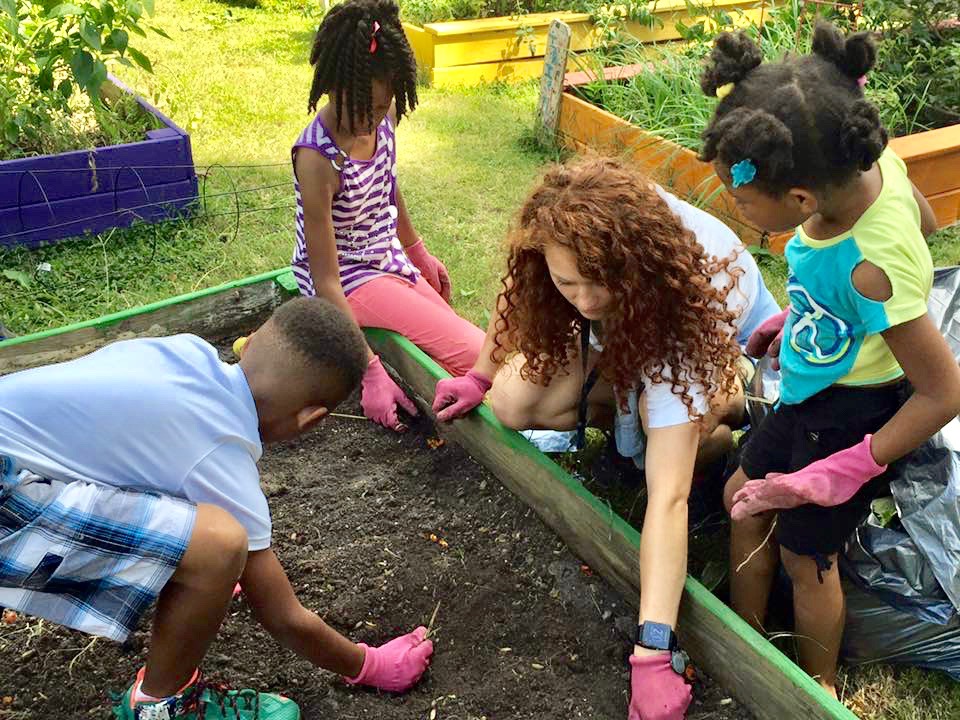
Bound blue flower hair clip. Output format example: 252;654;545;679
730;159;757;188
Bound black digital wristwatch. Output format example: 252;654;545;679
636;621;677;651
636;622;691;676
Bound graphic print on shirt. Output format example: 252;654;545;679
786;277;855;367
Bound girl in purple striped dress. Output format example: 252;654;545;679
291;0;484;431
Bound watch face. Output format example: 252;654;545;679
642;623;671;649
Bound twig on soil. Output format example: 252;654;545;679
425;600;442;640
330;412;368;421
734;517;777;574
68;636;98;679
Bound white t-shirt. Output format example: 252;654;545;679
0;335;271;550
638;187;768;428
599;188;774;448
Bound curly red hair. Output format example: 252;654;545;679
494;156;743;421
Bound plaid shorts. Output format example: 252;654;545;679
0;469;196;642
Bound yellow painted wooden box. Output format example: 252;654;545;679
404;0;765;87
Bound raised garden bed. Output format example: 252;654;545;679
0;345;757;718
0;75;198;249
559;70;960;252
404;0;764;86
0;270;858;720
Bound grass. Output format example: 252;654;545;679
0;0;553;334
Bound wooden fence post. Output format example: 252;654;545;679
536;19;572;144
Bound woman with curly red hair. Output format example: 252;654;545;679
433;155;780;720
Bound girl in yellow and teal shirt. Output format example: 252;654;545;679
699;21;960;702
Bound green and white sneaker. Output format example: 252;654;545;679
112;668;300;720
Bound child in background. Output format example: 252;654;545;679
0;297;433;720
699;22;960;697
291;0;484;432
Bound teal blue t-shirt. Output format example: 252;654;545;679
779;149;933;405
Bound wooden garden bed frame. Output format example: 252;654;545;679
0;269;859;720
0;75;198;249
404;0;764;87
559;73;960;252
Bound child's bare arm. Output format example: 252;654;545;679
296;149;372;358
871;313;960;464
910;181;938;239
240;548;364;676
852;259;960;464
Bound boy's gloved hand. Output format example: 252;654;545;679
344;626;434;692
361;356;418;431
745;307;790;371
404;239;452;303
628;653;692;720
432;371;492;422
731;435;886;520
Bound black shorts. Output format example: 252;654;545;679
741;380;912;558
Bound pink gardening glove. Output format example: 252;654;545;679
731;435;886;520
344;626;434;692
361;355;418;431
405;239;452;303
432;370;492;422
628;653;692;720
745;307;790;371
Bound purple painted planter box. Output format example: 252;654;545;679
0;75;199;248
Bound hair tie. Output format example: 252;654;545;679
369;20;381;54
715;82;735;100
856;74;867;88
730;159;757;188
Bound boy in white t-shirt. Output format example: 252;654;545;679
0;297;433;720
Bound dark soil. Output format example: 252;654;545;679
0;350;753;719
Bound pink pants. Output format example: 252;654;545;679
347;275;484;377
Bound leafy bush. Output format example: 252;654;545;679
0;0;168;159
863;0;960;130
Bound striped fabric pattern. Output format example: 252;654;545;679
0;469;195;642
290;114;419;296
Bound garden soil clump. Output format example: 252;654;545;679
0;388;752;719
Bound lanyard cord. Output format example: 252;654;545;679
575;318;600;451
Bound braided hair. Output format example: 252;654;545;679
307;0;418;133
699;21;887;195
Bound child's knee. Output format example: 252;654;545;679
189;504;249;579
781;547;837;588
723;467;749;514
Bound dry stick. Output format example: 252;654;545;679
425;600;442;640
330;412;368;421
734;517;778;574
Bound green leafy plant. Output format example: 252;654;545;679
0;0;168;158
862;0;960;131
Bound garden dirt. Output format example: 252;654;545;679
0;390;753;719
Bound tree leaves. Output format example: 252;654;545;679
127;46;152;73
103;28;128;53
45;3;82;17
79;20;102;50
2;0;169;155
